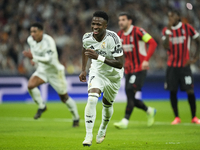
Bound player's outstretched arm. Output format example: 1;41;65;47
79;48;88;82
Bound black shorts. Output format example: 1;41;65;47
125;70;147;91
165;66;194;91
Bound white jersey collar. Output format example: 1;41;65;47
124;25;134;36
171;22;182;30
36;34;44;43
92;31;107;42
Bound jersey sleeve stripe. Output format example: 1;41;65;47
189;28;195;36
184;24;189;60
107;32;119;44
83;33;92;40
180;26;185;66
175;29;180;67
133;27;140;65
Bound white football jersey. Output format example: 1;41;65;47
27;34;64;73
82;30;124;79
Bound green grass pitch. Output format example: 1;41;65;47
0;100;200;150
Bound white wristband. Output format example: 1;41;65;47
165;29;172;35
97;55;105;62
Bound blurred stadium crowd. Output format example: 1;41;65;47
0;0;200;75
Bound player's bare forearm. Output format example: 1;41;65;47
163;21;173;50
163;35;170;50
185;37;200;66
82;48;88;71
22;50;33;59
104;56;123;69
79;48;88;82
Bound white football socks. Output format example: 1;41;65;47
28;88;45;109
147;107;153;115
122;118;129;126
99;103;113;131
66;97;79;120
85;93;99;136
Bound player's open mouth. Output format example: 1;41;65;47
93;30;99;34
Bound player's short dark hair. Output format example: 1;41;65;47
93;11;108;23
168;9;181;21
118;12;132;20
169;9;181;17
30;22;43;30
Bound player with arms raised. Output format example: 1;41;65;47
162;10;200;124
114;12;157;129
79;11;124;146
23;23;79;127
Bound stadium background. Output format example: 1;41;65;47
0;0;200;102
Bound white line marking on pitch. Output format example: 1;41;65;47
0;117;199;126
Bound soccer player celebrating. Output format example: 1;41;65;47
79;11;124;146
114;12;157;129
23;23;79;127
162;10;200;124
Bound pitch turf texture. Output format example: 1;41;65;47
0;100;200;150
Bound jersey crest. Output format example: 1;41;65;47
101;42;106;49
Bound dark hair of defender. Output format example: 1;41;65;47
118;12;132;20
93;11;109;23
169;9;181;21
30;22;43;30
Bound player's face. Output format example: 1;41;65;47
91;17;107;37
118;15;131;31
30;27;43;42
168;12;180;26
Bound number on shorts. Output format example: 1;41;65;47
129;75;136;84
185;76;192;85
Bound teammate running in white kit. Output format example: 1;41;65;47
23;22;79;127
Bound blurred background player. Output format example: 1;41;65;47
114;12;157;129
162;10;200;124
23;23;79;127
79;11;124;146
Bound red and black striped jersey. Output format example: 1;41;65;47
117;25;152;74
162;22;199;67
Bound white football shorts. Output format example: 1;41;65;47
88;72;121;103
32;68;67;95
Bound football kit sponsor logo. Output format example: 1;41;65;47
170;36;186;44
95;50;107;57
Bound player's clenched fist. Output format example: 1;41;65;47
23;50;33;59
79;71;87;82
141;60;149;70
85;49;98;60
